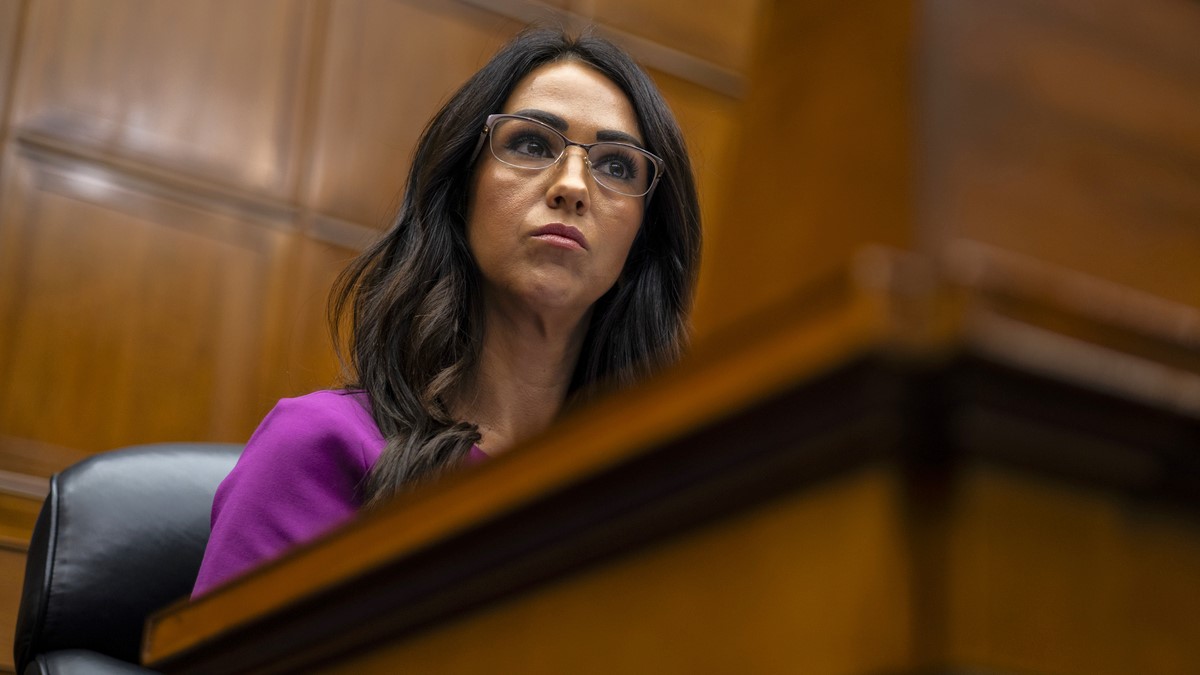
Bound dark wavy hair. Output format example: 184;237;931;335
330;28;701;506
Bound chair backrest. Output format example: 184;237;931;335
13;443;241;672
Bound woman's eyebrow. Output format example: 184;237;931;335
511;108;645;147
511;108;568;131
596;129;644;147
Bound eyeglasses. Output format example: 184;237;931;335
470;114;664;198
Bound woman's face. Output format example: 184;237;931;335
466;60;646;324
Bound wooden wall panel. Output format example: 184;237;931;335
924;0;1200;308
648;69;742;317
0;0;24;135
0;537;28;674
272;235;357;394
0;147;289;457
690;0;918;342
0;491;38;542
304;0;521;228
10;0;316;197
589;0;764;72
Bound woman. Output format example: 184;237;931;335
192;28;700;598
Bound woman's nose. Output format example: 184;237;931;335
545;147;591;214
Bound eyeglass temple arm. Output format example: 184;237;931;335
642;160;664;203
468;123;490;166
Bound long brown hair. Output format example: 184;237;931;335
330;28;701;506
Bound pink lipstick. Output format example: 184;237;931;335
532;223;588;250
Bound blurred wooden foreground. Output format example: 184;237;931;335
145;252;1200;674
7;0;1200;672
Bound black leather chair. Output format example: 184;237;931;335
13;443;241;675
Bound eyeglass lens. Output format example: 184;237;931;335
488;117;657;196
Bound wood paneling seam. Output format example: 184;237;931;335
455;0;746;97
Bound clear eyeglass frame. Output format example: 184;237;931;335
469;113;665;199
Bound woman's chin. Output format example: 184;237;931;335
482;265;614;322
507;281;601;321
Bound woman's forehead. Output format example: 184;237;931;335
501;61;642;142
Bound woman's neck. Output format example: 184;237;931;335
456;302;591;454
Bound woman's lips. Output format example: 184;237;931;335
532;223;588;250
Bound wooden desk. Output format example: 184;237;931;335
145;251;1200;673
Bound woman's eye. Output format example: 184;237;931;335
593;152;639;182
508;134;555;158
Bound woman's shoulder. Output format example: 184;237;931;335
246;389;384;469
271;388;372;417
260;389;377;437
193;390;382;597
